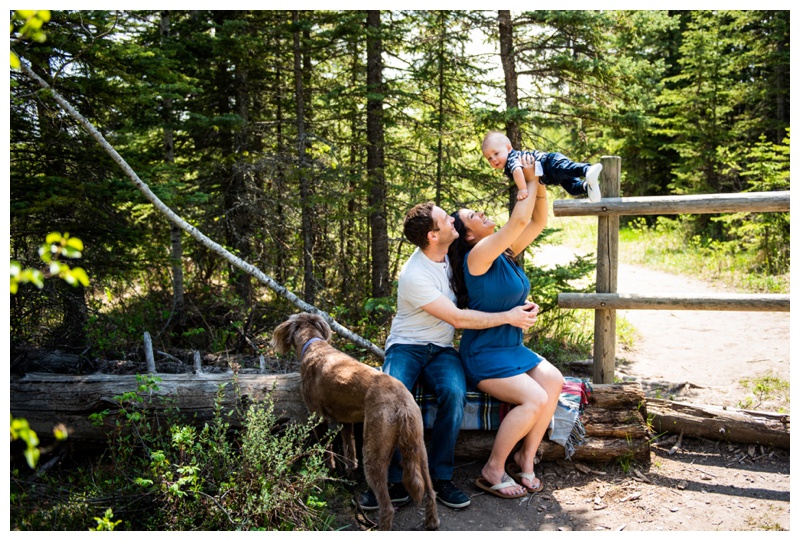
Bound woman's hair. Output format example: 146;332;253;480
447;211;471;309
447;209;519;309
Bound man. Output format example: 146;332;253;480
358;201;538;510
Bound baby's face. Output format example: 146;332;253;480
482;141;510;170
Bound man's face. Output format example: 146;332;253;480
430;205;458;247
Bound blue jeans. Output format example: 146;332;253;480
382;343;467;482
540;152;590;197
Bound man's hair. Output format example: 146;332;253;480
403;201;437;249
481;130;511;151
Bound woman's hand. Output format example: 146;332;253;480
520;153;536;168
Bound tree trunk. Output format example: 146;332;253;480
498;10;521;150
366;10;391;312
498;10;524;266
293;10;316;305
161;12;186;328
434;10;446;206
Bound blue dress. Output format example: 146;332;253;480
459;251;545;387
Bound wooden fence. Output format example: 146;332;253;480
552;156;790;384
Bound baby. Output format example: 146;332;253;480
482;131;602;202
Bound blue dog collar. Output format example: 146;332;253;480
300;337;324;359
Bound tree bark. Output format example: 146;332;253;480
498;10;521;150
293;10;317;305
646;398;790;449
18;57;386;360
498;9;524;266
161;12;186;328
366;10;391;311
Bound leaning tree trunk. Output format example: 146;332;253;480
17;58;386;360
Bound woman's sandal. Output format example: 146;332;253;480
506;462;544;493
475;473;527;499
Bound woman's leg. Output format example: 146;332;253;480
512;360;564;488
477;373;548;495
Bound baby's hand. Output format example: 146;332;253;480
517;188;529;200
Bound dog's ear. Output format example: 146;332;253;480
271;317;296;355
313;314;332;342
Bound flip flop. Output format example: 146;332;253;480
506;462;544;493
475;473;527;499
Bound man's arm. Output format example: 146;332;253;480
421;295;537;330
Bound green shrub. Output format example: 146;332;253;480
11;377;341;531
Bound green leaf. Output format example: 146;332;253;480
29;270;44;288
62;246;82;259
65;237;84;251
45;232;62;245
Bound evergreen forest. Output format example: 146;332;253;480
10;9;790;364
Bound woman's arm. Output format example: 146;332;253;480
510;181;548;256
467;178;539;277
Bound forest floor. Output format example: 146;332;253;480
331;243;792;532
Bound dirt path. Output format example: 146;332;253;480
532;244;791;410
338;244;791;531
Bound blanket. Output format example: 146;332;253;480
413;376;591;459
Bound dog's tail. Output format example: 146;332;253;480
396;403;440;530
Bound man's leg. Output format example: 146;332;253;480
422;345;471;508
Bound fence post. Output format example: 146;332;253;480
593;156;621;383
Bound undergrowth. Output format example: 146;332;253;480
10;375;345;531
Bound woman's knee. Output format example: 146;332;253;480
531;361;564;393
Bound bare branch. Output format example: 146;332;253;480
18;56;386;360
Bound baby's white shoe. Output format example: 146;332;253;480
585;163;602;202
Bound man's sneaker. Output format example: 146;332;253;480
355;483;411;511
433;479;471;509
585;163;603;202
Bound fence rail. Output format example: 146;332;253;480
551;156;789;384
558;292;790;312
553;190;790;217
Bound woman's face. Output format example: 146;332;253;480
458;208;495;245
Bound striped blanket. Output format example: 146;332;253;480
413;376;591;459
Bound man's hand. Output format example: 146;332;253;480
507;301;539;330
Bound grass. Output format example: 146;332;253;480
737;372;790;413
546;214;789;294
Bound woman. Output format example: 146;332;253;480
448;177;564;498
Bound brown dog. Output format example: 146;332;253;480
271;312;439;531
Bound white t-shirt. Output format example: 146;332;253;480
385;247;456;350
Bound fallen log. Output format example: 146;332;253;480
10;372;309;442
453;430;651;464
645;398;790;449
11;373;652;464
13;373;787;462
